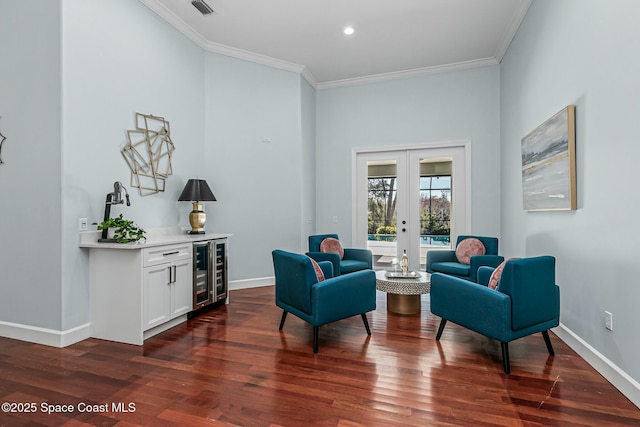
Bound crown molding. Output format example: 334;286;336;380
493;0;533;62
140;0;509;91
140;0;210;47
316;57;499;90
139;0;317;87
202;40;307;76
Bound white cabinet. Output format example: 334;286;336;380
82;229;232;345
142;244;192;331
88;242;193;345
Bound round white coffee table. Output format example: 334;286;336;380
375;270;431;315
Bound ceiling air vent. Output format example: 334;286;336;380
192;0;214;15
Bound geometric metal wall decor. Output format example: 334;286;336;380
121;113;175;196
0;116;6;165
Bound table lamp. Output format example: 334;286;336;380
178;179;216;234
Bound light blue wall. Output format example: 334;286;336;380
316;66;502;245
60;0;205;330
0;0;313;335
301;77;317;250
0;0;63;330
501;0;640;384
203;54;305;281
61;0;205;330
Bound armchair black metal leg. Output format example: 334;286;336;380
435;318;447;340
501;342;511;374
542;330;555;355
361;313;372;335
278;310;288;330
313;326;319;353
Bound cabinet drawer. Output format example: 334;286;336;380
143;243;192;267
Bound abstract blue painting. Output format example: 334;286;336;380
522;105;576;211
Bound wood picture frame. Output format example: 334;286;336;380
521;105;576;211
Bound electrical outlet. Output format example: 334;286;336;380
333;216;338;223
605;311;613;331
79;218;88;231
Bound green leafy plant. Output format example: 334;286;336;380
94;214;146;243
376;225;396;235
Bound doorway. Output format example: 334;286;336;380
353;142;470;271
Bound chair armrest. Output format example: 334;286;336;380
307;251;340;276
430;273;511;341
470;254;504;269
343;248;373;268
477;266;495;287
426;250;457;272
311;270;376;325
469;255;504;282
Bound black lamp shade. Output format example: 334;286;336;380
178;179;216;202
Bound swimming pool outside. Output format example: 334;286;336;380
368;234;450;246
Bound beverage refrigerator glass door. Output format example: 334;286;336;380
193;241;213;308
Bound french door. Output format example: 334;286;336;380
353;143;470;271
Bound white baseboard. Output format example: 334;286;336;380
0;277;275;348
554;323;640;408
229;276;274;291
0;320;90;348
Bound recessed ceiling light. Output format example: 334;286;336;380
344;27;355;36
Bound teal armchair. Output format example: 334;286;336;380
426;235;504;282
307;234;372;276
272;250;376;353
430;256;560;373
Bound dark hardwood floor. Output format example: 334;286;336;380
1;286;639;426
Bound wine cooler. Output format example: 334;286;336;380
192;239;228;310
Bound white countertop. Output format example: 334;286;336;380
79;227;232;250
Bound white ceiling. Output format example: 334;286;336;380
141;0;532;89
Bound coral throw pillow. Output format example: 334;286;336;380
488;258;519;290
308;257;325;282
320;237;344;260
455;238;486;264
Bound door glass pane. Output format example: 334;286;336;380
419;160;452;270
367;161;397;270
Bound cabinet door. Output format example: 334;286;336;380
143;264;171;331
171;258;193;318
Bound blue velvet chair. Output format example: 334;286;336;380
272;249;376;353
307;234;372;276
426;235;504;282
430;256;560;373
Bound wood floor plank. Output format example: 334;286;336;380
1;286;639;426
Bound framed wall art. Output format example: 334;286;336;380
521;105;576;211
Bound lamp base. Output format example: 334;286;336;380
188;201;207;234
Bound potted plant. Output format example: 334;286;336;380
94;214;146;243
